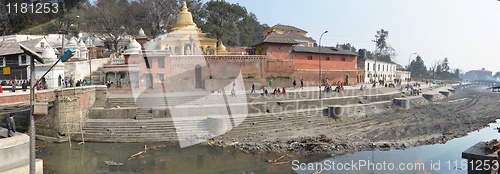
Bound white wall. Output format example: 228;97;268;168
64;58;110;81
364;59;397;83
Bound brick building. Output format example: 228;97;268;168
253;29;359;85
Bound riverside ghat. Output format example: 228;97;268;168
0;79;482;172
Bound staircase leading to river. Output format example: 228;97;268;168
78;88;398;142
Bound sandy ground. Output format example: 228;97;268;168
212;86;500;157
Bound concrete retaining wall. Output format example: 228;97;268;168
89;108;137;119
325;101;393;119
393;98;410;109
266;92;401;114
0;128;43;174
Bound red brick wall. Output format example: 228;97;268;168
295;70;359;86
266;43;293;60
266;60;295;77
293;52;357;71
0;90;56;105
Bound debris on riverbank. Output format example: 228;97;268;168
211;87;500;157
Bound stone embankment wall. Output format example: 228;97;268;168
326;84;473;119
36;86;107;137
0;128;43;174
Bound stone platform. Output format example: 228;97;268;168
0;128;43;174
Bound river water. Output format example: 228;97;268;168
37;120;500;174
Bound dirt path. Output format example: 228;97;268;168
212;86;500;156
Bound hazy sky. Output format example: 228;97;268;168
215;0;500;73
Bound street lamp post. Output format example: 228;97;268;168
407;53;417;71
407;53;417;87
319;30;328;99
20;44;75;174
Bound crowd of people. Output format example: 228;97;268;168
61;77;91;88
0;79;33;93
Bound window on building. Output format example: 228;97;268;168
19;55;29;65
378;64;380;71
158;58;165;68
326;57;330;61
373;64;375;71
0;57;5;67
341;57;346;61
158;73;165;81
307;55;313;60
367;63;370;70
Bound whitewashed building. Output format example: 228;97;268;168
362;57;398;83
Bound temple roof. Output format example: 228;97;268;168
253;32;298;46
283;31;316;43
270;24;307;33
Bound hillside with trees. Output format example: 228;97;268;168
0;0;269;47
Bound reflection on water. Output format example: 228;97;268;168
37;142;295;174
295;120;500;174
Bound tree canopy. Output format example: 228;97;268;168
340;43;357;53
200;0;267;46
372;29;396;62
409;55;428;78
2;0;269;48
493;72;500;79
0;0;87;35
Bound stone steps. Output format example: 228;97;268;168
82;108;324;141
135;108;153;120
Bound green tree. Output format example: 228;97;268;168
435;65;442;79
200;0;267;46
494;72;500;79
372;29;396;62
409;55;428;78
340;43;357;53
454;69;461;79
441;58;450;73
0;0;86;35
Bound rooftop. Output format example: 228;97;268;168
271;24;307;33
253;32;298;45
0;38;44;56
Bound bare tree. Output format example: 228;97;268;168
140;0;179;38
87;0;129;52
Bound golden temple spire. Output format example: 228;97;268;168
175;1;197;29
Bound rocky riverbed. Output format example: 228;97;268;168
210;86;500;159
